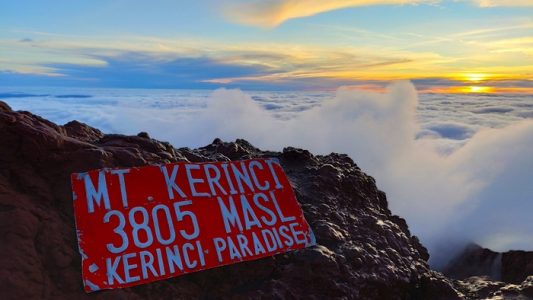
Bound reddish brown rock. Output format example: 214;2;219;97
63;120;104;143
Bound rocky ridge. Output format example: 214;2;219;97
0;100;529;299
445;244;533;299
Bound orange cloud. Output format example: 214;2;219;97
224;0;533;27
224;0;435;28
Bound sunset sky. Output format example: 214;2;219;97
1;0;532;93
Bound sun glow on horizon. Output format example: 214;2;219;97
469;86;494;93
449;85;496;94
464;73;489;83
422;85;528;94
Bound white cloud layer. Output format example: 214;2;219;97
3;83;533;267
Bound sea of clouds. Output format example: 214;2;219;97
2;82;532;268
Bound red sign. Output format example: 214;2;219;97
71;158;315;292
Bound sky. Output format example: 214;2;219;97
0;0;532;92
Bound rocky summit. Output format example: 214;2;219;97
0;100;529;300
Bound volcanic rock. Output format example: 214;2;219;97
453;276;533;299
502;251;533;284
442;244;533;298
444;244;502;281
445;243;533;284
0;100;465;299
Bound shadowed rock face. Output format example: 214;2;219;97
439;243;533;298
502;251;533;284
444;244;502;281
0;100;463;299
445;244;533;285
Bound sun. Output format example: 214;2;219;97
464;73;488;82
467;86;493;93
451;86;495;93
